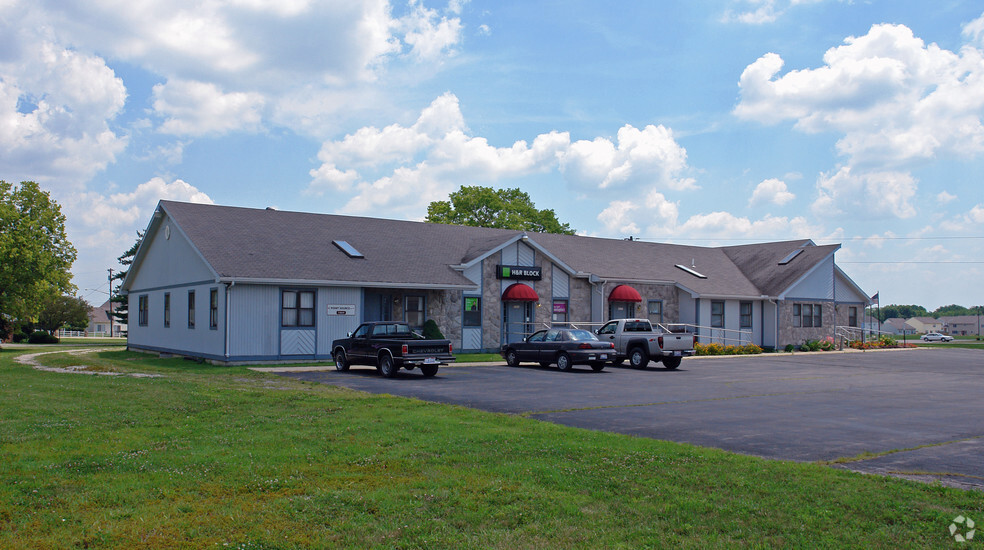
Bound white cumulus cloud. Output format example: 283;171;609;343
153;80;265;136
749;178;795;206
307;93;696;220
0;40;127;186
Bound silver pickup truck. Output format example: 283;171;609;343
595;318;695;369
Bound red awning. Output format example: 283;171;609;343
609;284;642;303
502;283;539;302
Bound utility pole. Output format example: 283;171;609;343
108;268;114;336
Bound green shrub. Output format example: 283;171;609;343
422;319;445;340
12;331;29;343
27;331;59;344
784;344;795;352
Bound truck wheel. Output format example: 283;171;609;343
505;349;520;367
379;354;398;378
662;356;682;370
590;362;606;372
420;364;439;377
334;350;349;371
556;353;573;372
629;347;649;369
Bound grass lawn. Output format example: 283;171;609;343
1;347;981;548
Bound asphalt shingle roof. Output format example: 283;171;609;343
156;200;845;298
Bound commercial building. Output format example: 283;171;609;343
122;201;871;363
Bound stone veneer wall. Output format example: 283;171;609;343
777;300;837;346
482;258;503;350
568;275;593;325
426;289;462;351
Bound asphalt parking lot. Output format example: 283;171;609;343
278;348;984;491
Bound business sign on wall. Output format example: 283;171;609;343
327;304;356;316
496;264;542;280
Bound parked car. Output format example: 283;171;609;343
331;322;455;378
501;328;615;371
921;332;953;342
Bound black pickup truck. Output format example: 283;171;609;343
331;322;455;378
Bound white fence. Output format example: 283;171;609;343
57;329;125;339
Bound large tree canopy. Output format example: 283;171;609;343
426;186;575;235
0;181;77;321
36;294;90;334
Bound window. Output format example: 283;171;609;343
463;296;481;327
282;290;315;327
849;307;858;327
793;303;823;328
740;301;752;329
647;300;663;324
209;288;219;329
188;290;196;328
552;300;568;325
138;295;148;326
163;293;170;328
352;324;369;338
711;301;724;328
405;295;425;329
597;321;617;335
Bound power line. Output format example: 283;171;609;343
637;236;984;242
839;261;984;264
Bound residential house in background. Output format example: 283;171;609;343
905;317;944;334
940;315;982;337
882;318;917;336
86;300;126;337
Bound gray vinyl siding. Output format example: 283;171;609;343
127;283;225;358
318;287;361;355
552;266;569;298
784;256;834;300
127;213;214;291
225;284;361;360
125;214;224;358
227;284;280;358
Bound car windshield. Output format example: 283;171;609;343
568;330;598;341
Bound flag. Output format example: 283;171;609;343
870;292;879;304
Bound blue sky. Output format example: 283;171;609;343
2;0;982;311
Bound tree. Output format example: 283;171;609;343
876;304;929;322
110;231;143;326
426;186;575;235
36;294;91;334
932;304;973;317
0;181;77;322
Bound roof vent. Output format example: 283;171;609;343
266;206;278;210
675;264;707;279
333;240;364;258
778;249;804;265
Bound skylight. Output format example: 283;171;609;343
778;249;803;265
675;264;707;279
333;240;364;258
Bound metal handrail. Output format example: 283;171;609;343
672;323;753;346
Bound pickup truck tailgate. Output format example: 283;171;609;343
659;333;694;351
